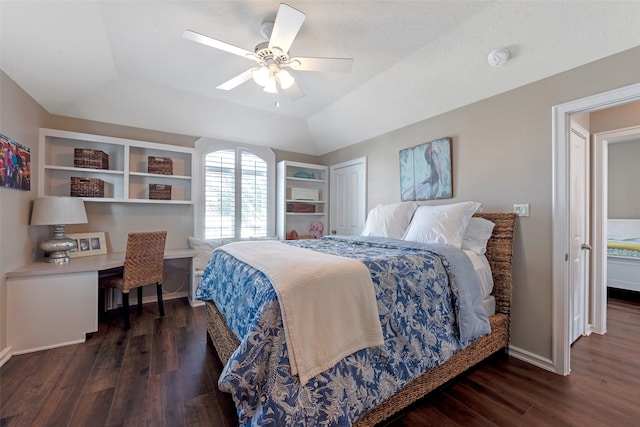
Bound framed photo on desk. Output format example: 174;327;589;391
67;232;107;258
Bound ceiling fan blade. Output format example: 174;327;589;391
183;30;255;60
216;69;255;90
268;3;305;54
288;57;353;73
286;81;305;101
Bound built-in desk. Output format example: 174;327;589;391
6;248;199;354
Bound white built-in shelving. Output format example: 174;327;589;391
38;128;194;204
277;160;328;240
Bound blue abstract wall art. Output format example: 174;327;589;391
400;137;452;201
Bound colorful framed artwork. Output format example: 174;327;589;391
400;137;452;201
66;232;107;258
1;134;31;191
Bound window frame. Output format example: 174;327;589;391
194;138;275;240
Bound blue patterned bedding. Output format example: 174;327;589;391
196;236;490;426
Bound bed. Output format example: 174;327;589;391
607;219;640;292
197;211;516;426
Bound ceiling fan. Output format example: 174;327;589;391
183;3;353;106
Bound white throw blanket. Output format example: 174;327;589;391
221;241;384;385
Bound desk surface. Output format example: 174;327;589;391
7;248;196;279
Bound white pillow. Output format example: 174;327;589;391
188;236;232;270
463;250;494;298
402;201;482;248
361;202;418;239
461;217;495;255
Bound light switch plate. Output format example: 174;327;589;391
513;203;530;217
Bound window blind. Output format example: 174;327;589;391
204;150;235;239
204;149;269;239
240;151;268;238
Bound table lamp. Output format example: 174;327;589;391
31;197;88;263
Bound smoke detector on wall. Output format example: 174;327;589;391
488;48;510;67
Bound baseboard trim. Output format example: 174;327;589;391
11;338;86;356
508;344;556;373
0;346;12;368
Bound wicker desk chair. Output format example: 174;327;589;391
101;231;167;329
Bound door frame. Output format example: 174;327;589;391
552;82;640;375
591;125;640;335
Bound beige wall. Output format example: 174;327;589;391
272;149;321;165
607;138;640;218
572;112;590;131
590;101;640;134
589;101;640;219
0;70;50;353
321;45;640;360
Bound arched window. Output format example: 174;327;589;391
195;139;275;240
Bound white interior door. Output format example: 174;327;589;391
330;157;367;235
569;122;590;344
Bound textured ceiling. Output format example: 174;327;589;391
2;1;640;155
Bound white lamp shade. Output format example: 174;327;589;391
252;66;270;86
263;78;278;94
278;69;295;89
31;197;88;225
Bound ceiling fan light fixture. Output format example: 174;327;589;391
184;3;352;103
252;66;270;86
263;78;278;94
278;69;295;89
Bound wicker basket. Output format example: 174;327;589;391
287;203;316;213
148;156;173;175
70;177;105;198
74;148;109;170
149;183;171;200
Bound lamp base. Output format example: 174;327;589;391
41;237;77;264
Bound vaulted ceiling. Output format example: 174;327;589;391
2;1;640;155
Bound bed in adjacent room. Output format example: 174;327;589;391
196;203;516;427
607;219;640;292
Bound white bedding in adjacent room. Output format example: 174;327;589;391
607;219;640;292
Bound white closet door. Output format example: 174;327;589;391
330;157;367;236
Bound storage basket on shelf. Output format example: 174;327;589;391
149;183;172;200
287;203;316;213
147;156;173;175
74;148;109;170
70;177;105;198
288;187;319;201
285;230;316;240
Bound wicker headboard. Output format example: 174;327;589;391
473;213;516;317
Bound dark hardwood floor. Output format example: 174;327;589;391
1;292;639;426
